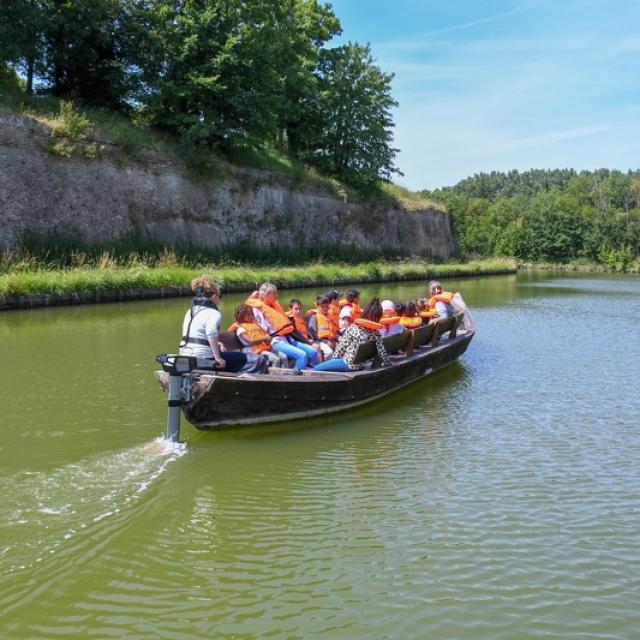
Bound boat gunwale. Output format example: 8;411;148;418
155;328;474;429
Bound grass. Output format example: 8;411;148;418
1;65;441;208
0;259;516;298
380;183;447;212
518;260;640;273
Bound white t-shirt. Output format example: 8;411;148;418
235;326;258;354
179;304;221;357
380;323;405;338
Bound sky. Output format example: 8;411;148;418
327;0;640;190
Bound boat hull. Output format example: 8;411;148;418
155;330;474;430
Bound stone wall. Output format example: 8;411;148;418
0;112;454;257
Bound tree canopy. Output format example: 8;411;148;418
424;169;640;268
1;0;400;188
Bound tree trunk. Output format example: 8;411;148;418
26;57;34;95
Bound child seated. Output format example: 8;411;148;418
339;289;361;332
399;300;422;328
307;296;336;360
233;304;288;368
287;299;326;363
379;299;404;337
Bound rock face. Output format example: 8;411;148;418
0;112;454;257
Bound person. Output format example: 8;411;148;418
306;296;336;359
179;275;247;372
400;300;422;329
233;303;287;368
339;289;361;332
427;280;457;347
379;299;404;337
287;299;325;362
246;283;318;369
313;298;391;372
325;289;342;338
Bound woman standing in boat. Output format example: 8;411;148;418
179;276;247;372
313;298;391;372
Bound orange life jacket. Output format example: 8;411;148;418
419;309;437;319
308;309;334;340
339;299;362;320
400;316;422;328
354;318;384;331
327;302;341;335
428;292;455;309
380;311;401;326
286;312;312;341
245;297;294;336
238;322;271;353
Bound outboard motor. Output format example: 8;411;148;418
156;354;199;442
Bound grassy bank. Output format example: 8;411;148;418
0;260;515;301
518;261;640;274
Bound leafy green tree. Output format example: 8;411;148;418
305;42;400;187
142;0;289;148
39;0;144;110
0;0;46;94
271;0;341;155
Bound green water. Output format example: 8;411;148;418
1;273;639;639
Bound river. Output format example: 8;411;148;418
1;272;638;639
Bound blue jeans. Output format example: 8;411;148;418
272;340;318;369
313;358;350;372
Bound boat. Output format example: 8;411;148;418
155;296;475;431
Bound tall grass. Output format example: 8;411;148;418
0;259;516;298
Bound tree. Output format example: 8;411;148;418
0;0;46;94
39;0;143;110
141;0;291;148
305;42;400;187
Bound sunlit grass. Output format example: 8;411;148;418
0;259;516;298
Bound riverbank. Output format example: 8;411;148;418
0;260;514;311
518;261;640;274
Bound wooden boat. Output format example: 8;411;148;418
155;299;475;430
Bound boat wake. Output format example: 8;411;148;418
0;437;186;611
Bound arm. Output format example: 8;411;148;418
307;315;319;341
205;309;226;368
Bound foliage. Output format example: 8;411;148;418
302;42;400;188
1;0;400;190
426;169;640;267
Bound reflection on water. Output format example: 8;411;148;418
1;272;639;638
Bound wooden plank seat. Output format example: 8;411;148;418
413;324;435;347
352;330;413;366
382;331;410;354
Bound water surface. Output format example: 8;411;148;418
1;273;639;638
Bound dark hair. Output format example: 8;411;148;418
395;302;405;315
234;303;255;323
316;296;329;305
405;301;418;317
345;289;360;303
289;298;302;308
360;297;383;323
325;290;340;302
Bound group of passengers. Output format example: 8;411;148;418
179;277;457;374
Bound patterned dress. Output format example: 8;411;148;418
330;324;391;371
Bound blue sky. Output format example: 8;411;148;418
328;0;640;190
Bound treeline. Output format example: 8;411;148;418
423;169;640;268
0;0;399;188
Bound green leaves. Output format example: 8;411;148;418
432;169;640;266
